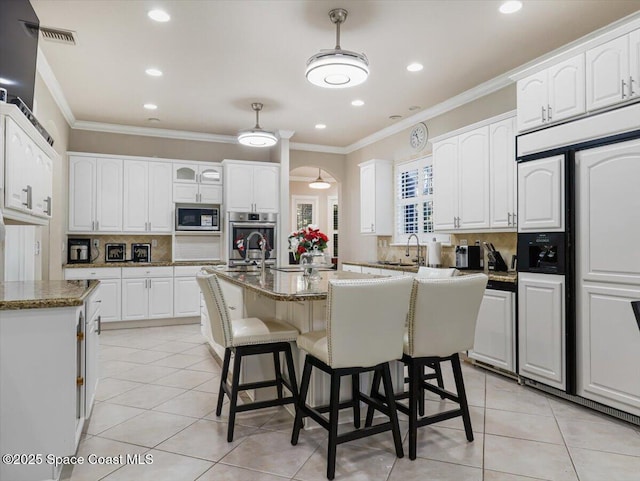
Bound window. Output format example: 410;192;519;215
291;195;318;231
395;156;449;244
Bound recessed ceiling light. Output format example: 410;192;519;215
351;99;365;107
0;77;16;85
315;124;327;129
409;105;421;111
148;9;170;22
144;103;158;110
389;115;402;120
147;118;161;123
499;1;522;14
407;63;424;72
145;68;163;77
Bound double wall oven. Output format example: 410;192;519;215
228;211;277;266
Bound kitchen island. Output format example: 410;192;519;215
201;267;405;411
0;280;101;481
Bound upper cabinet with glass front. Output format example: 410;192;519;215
173;162;222;204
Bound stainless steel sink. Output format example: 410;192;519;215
377;261;417;267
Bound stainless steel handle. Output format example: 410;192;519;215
507;212;512;226
97;315;101;335
513;213;517;225
91;221;95;231
45;196;52;216
541;106;546;123
547;104;552;121
21;185;32;209
622;79;627;99
96;220;99;230
630;76;635;97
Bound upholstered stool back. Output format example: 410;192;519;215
416;266;459;278
197;271;233;348
407;274;487;358
326;276;413;368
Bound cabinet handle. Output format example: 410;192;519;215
507;212;512;226
513;213;517;225
541;106;546;123
21;185;32;209
97;315;102;335
622;79;627;99
91;221;95;231
630;76;635;97
547;104;552;121
45;196;52;216
96;220;99;230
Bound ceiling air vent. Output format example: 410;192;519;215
39;26;77;45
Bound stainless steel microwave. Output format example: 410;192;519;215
175;204;220;231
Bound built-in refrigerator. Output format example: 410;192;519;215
516;101;640;422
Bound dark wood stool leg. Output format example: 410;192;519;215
291;356;312;446
273;351;284;399
451;354;474;442
351;373;361;428
419;364;425;417
327;370;341;480
381;363;404;459
364;369;381;427
283;344;299;406
217;348;231;416
408;358;420;460
227;348;242;442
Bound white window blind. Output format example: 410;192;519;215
395;156;449;245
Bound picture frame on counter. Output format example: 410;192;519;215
132;243;151;263
105;243;126;262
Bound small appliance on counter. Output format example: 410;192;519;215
483;242;509;272
105;243;126;262
67;238;91;264
455;245;481;270
131;243;151;262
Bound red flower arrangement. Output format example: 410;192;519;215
288;225;329;261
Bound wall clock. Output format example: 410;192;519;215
409;122;428;151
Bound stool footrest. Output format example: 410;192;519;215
236;396;295;412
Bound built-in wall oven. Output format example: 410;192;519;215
228;212;277;266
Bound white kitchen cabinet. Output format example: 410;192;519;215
468;289;515;372
341;263;362;273
433;127;489;231
123;160;173;232
586;34;633;111
4;115;53;219
84;287;101;417
173;161;222;204
174;266;204;317
1;303;87;481
223;159;279;213
69;156;123;232
121;267;174;320
489;118;517;229
3;225;37;281
359;159;393;235
517;155;565;232
518;272;565;390
517;54;585;132
64;268;122;322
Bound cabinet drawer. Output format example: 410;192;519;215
121;266;174;278
65;267;121;280
174;265;205;277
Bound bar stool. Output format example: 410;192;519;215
291;276;414;480
414;266;459;413
366;274;487;459
197;271;299;442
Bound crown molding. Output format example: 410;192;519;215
289;142;346;155
73;120;239;143
36;48;75;126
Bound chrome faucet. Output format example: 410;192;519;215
406;234;422;266
245;231;268;277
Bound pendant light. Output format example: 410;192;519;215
237;103;278;147
306;8;369;89
309;169;331;189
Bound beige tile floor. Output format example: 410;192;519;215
63;324;640;481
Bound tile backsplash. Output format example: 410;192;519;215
377;232;517;270
81;235;172;263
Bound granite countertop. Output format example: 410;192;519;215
0;280;100;310
208;268;378;302
64;260;225;269
343;261;517;284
